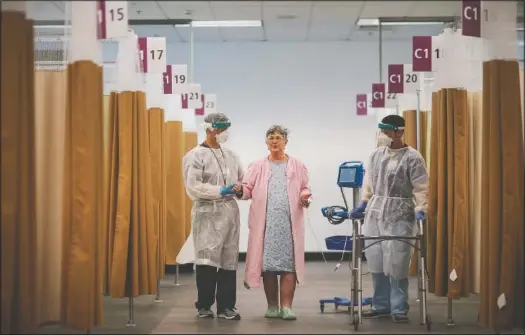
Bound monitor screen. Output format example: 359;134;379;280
339;167;357;183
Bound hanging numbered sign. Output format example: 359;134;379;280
97;1;129;40
204;94;217;114
403;64;421;93
171;64;189;94
138;37;167;74
186;84;203;109
385;92;398;109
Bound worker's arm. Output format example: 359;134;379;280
361;153;374;202
409;151;429;213
182;151;222;200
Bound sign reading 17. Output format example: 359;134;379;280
140;49;164;60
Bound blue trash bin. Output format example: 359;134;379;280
325;235;353;251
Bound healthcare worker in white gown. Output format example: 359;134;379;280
182;112;244;320
350;114;429;323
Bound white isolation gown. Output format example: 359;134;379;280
361;146;429;280
181;144;244;270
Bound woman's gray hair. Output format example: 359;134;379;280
265;125;289;140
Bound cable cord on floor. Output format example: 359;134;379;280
304;206;328;263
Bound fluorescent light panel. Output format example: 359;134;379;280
357;18;444;26
34;20;262;29
178;20;262;27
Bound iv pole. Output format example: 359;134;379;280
174;20;195;287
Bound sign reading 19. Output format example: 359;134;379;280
163;74;187;85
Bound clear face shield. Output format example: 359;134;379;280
205;121;231;144
376;123;404;147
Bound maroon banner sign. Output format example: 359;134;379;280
371;83;385;108
138;37;148;73
356;94;367;116
412;36;432;72
195;94;206;116
163;65;172;94
462;0;481;38
387;64;404;94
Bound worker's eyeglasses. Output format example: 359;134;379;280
267;136;284;141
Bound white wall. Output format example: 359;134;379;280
170;41;415;252
102;40;415;252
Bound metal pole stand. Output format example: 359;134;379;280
416;89;421;151
154;278;163;303
173;264;181;286
126;297;136;327
154;237;163;303
447;298;455;326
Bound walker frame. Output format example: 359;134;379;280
349;218;431;331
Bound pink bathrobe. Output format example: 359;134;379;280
240;156;311;289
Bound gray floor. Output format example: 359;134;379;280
39;261;522;334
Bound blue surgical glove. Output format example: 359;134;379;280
220;184;236;196
416;210;425;220
349;201;367;220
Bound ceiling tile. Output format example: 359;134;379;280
408;1;461;17
349;28;394;42
132;26;180;43
157;1;213;20
50;1;66;12
264;20;308;41
263;1;312;6
391;25;444;39
211;1;261;7
26;1;64;20
176;26;223;42
311;4;360;24
263;4;311;21
128;1;166;20
359;1;415;18
308;23;352;41
312;1;364;6
220;28;265;42
211;5;262;21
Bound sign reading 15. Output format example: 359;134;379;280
97;7;125;23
